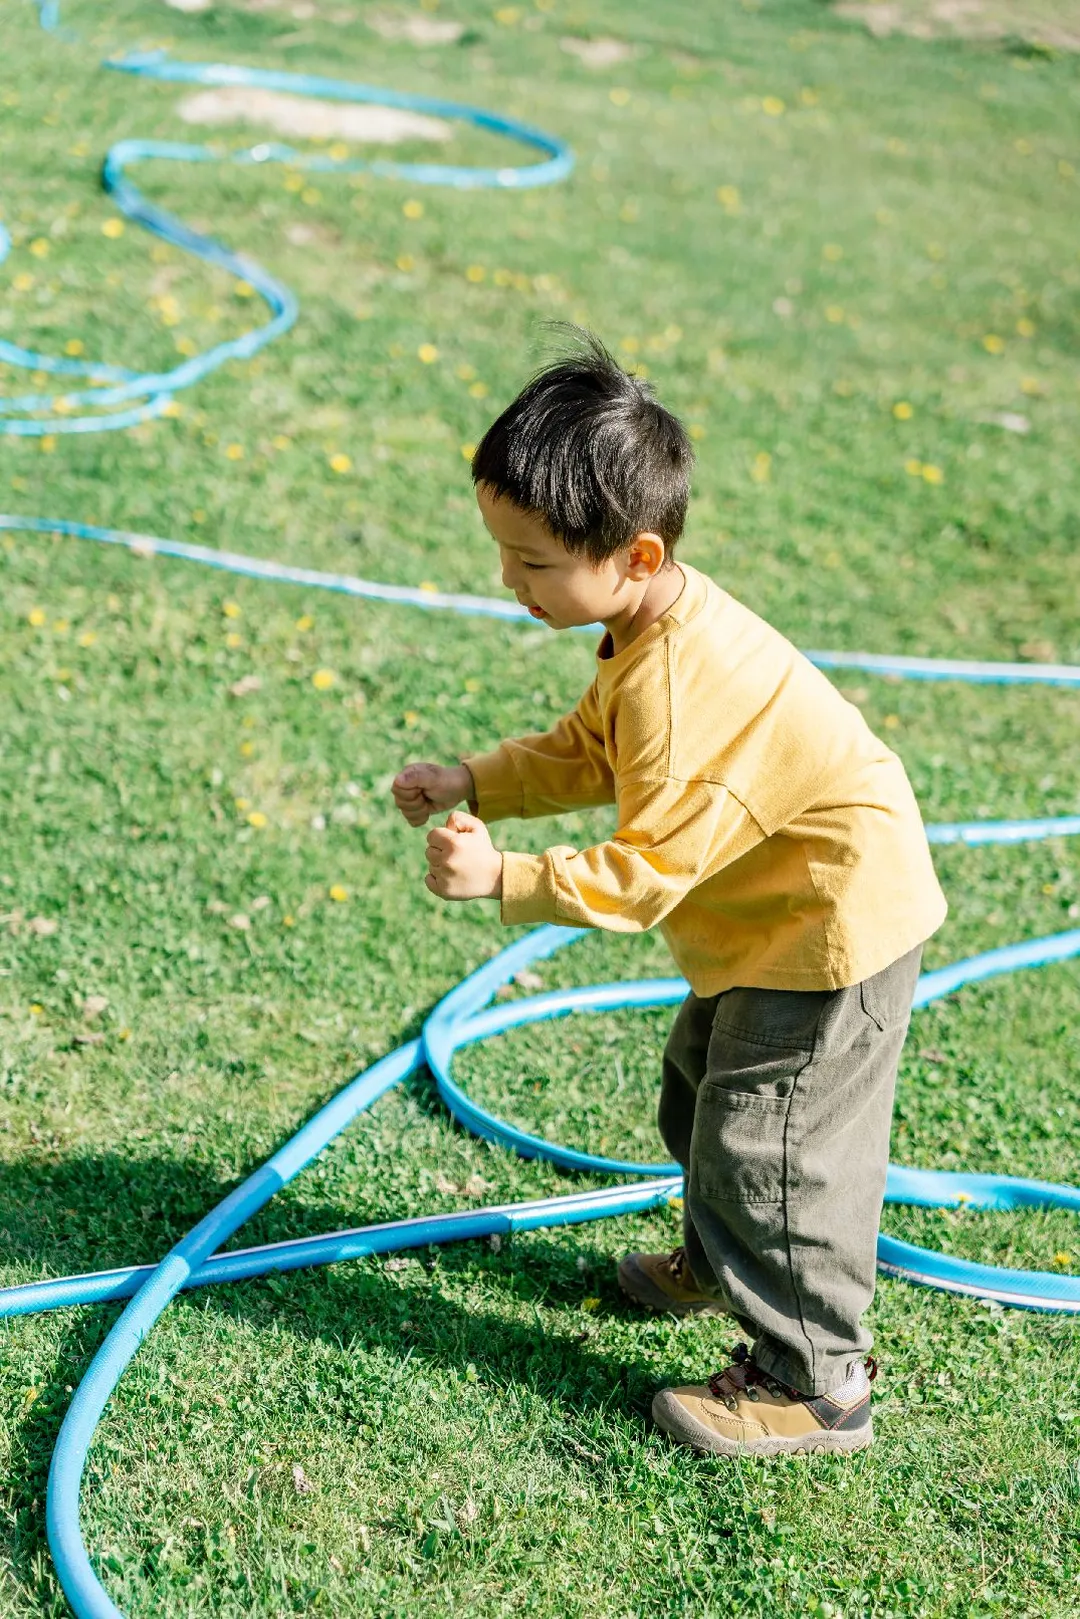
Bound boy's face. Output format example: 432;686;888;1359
476;482;662;632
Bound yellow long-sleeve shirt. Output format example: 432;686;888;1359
462;562;948;995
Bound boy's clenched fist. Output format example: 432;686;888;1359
425;811;503;901
391;761;474;827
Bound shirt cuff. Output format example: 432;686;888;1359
460;745;524;822
499;850;561;926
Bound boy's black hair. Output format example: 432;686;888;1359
471;324;694;566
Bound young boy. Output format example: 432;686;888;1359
391;330;948;1459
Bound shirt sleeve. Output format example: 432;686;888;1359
461;679;616;823
498;774;768;930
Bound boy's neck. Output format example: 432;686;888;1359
603;563;687;656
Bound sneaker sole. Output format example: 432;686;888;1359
617;1255;730;1318
651;1390;873;1457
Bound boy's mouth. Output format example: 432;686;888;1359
526;604;548;620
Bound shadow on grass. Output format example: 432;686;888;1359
2;1144;700;1611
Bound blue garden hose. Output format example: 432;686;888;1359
3;6;1080;1616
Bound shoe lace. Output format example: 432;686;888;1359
665;1245;691;1284
706;1343;879;1408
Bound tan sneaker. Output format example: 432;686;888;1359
652;1340;877;1458
617;1245;730;1318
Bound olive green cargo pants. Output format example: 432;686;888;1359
657;944;924;1397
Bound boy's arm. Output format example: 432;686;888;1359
497;773;767;930
462;679;615;822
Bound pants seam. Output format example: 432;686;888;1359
779;997;830;1393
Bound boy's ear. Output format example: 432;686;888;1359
626;532;666;578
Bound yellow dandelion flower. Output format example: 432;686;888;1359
396;253;415;272
329;141;348;161
234;796;251;811
1016;317;1035;338
312;668;336;691
921;464;944;484
418;343;439;364
461;442;476;461
1020;376;1042;396
301;188;322;207
28;607;46;627
119;1027;132;1040
493;268;513;287
240;740;255;758
465;264;486;283
247;810;268;829
464;677;481;693
64;338;85;357
468;381;488;398
13;272;34;292
161;400;182;418
225;442;244;460
328;884;349;903
750;451;772;484
823;243;843;261
53;619;69;634
41;435;56;454
419;580;439;593
78;630;97;648
175;335;197;357
799;87;818;106
101;218;125;238
883;714;900;729
1054;1252;1073;1267
893;401;914;421
282;914;296;927
296;614;314;631
688;423;706;442
404;710;419;727
30;1003;45;1016
1014;137;1033;156
904;459;923;477
581;1297;600;1313
30;238;50;258
825;305;845;324
329;452;352;474
609;87;631;106
284;173;304;193
762;96;785;117
402;199;424;220
982;334;1005;354
222;601;241;619
225;631;243;650
456;363;477;381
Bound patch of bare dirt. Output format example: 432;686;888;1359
177;86;453;143
834;0;1080;49
365;8;465;45
559;36;638;68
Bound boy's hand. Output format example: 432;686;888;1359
392;761;473;827
425;811;502;902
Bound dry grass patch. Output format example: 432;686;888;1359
833;0;1080;49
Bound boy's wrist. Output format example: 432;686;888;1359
455;761;477;807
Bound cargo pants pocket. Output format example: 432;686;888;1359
691;1084;792;1204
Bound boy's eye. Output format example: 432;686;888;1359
524;562;545;570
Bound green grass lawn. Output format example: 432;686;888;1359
2;0;1080;1613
